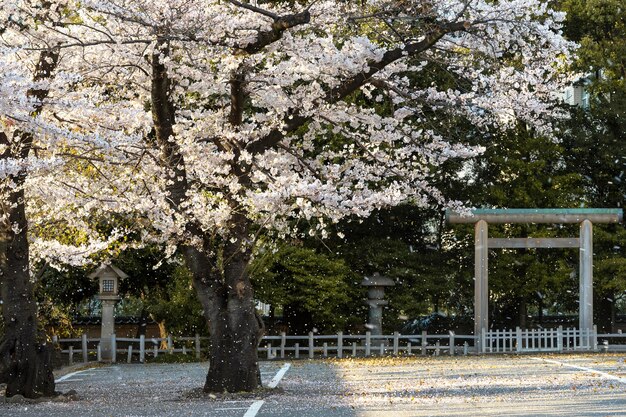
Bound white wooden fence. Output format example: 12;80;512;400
53;327;626;364
482;326;598;353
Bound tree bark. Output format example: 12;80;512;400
0;177;55;397
0;47;59;398
181;214;262;392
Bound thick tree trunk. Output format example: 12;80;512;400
0;47;59;398
0;181;55;397
183;216;263;393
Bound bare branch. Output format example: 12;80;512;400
236;10;311;54
228;0;279;20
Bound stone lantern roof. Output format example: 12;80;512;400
360;272;395;287
88;263;129;281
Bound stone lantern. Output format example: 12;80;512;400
361;272;395;336
89;263;128;361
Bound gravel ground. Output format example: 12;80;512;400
2;354;626;416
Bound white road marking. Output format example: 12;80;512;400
56;379;84;383
55;368;94;383
267;363;291;389
242;364;292;417
243;400;265;417
530;357;626;383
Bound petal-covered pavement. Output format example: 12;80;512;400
2;354;626;416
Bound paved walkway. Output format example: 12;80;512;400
2;354;626;416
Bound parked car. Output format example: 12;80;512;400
400;313;474;344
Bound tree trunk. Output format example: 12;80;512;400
0;179;55;397
157;321;168;350
183;216;263;393
0;46;59;397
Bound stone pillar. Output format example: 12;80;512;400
361;273;395;336
100;299;117;361
475;220;489;351
579;219;593;331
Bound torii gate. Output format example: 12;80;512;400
447;208;623;351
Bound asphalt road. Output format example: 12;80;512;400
2;354;626;416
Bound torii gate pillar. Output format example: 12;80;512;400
580;219;593;332
474;220;488;345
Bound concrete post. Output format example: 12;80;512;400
280;332;286;359
111;334;117;363
579;219;593;332
308;332;314;359
82;333;88;363
100;300;116;361
337;332;343;359
475;220;489;352
140;335;145;363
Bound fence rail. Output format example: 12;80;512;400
52;327;626;364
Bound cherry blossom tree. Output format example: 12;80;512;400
0;1;137;397
2;0;575;394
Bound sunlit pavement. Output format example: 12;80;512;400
3;354;626;416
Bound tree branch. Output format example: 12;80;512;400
236;10;310;54
245;19;471;155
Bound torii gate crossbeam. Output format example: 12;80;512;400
447;208;623;352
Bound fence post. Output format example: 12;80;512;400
365;331;371;357
111;334;117;363
421;331;427;356
449;331;455;356
463;342;468;356
379;343;384;356
407;342;412;355
52;335;58;346
153;344;158;358
393;332;399;356
267;343;273;360
557;326;563;353
435;341;440;356
127;345;133;363
195;334;201;359
516;327;522;352
481;328;486;354
97;344;102;362
280;332;286;359
182;346;187;355
352;342;357;357
140;335;145;363
295;343;300;359
167;335;173;354
337;332;343;359
323;343;328;358
309;332;315;359
82;333;88;363
69;346;74;365
593;325;598;351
